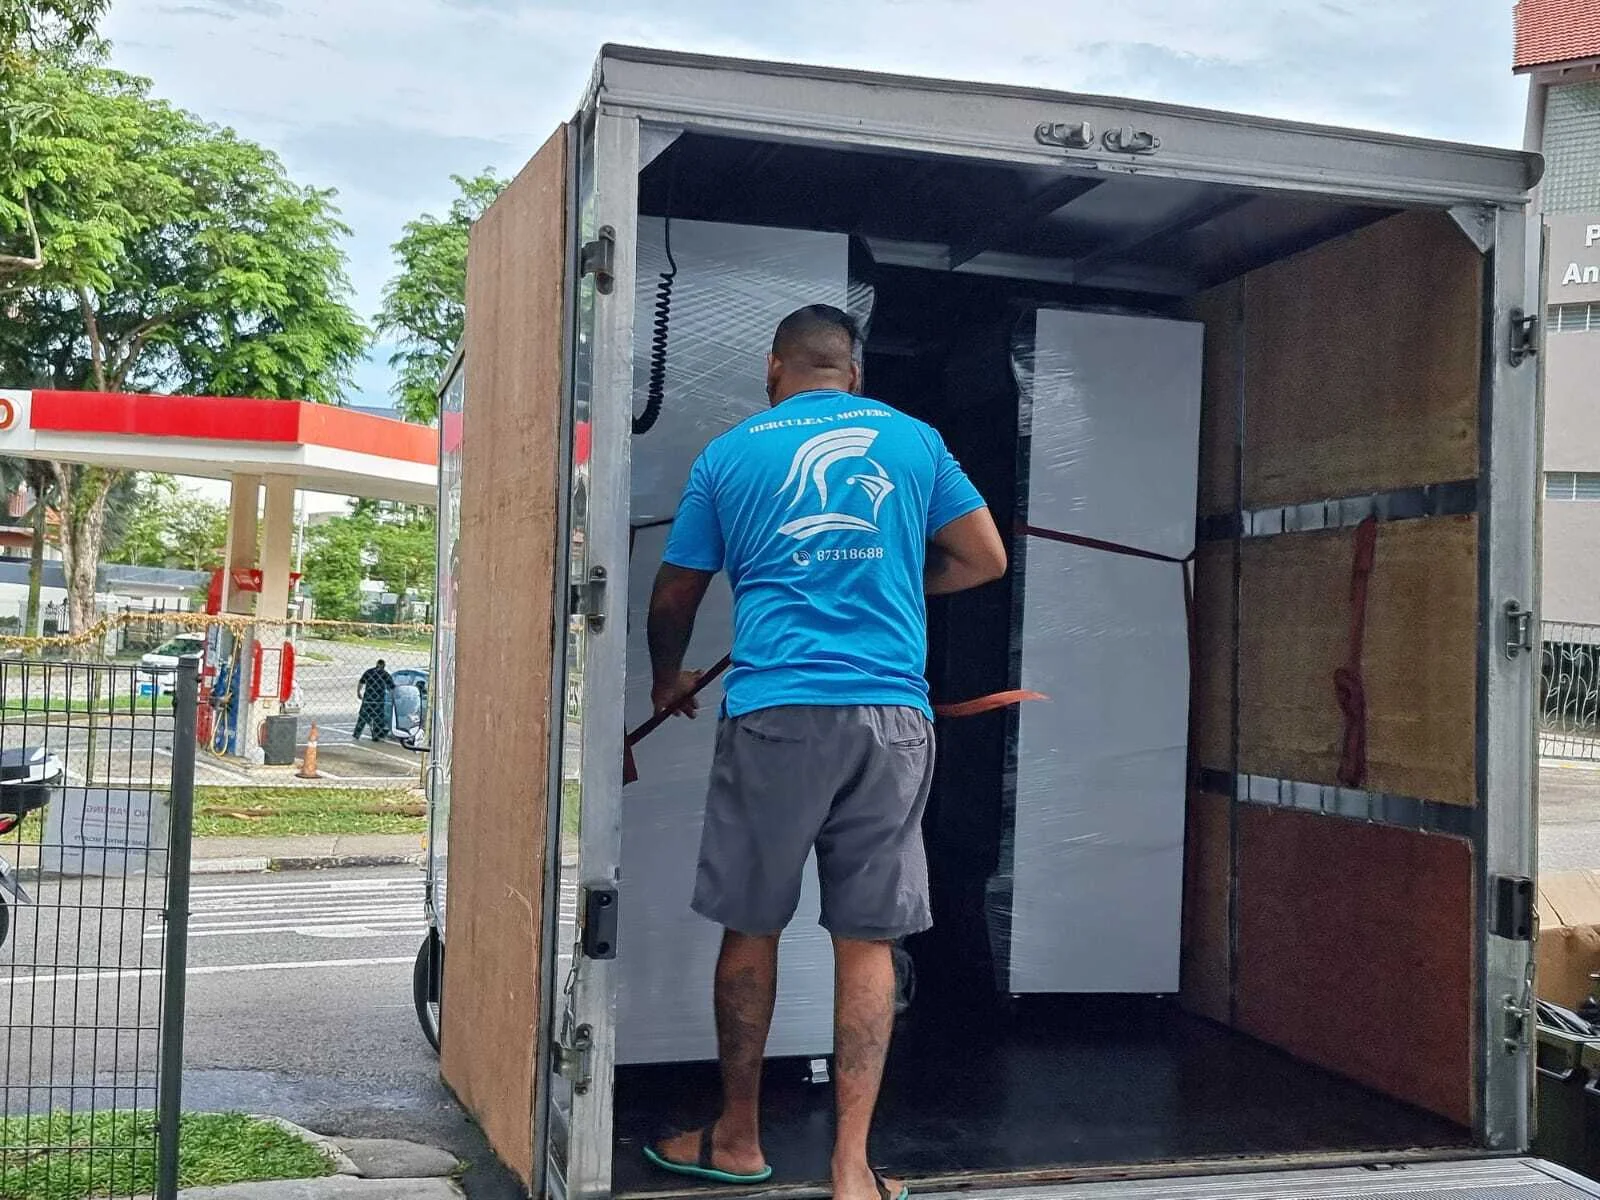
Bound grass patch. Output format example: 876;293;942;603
0;1110;334;1200
192;785;426;838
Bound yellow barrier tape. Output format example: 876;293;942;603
0;611;434;654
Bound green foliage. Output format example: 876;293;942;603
0;62;368;398
0;1110;333;1200
302;501;436;622
0;0;106;60
0;58;366;628
105;474;228;569
302;515;365;623
375;170;503;423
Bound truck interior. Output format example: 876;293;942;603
610;128;1490;1194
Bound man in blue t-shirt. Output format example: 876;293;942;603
644;305;1006;1200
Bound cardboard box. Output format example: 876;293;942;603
1538;870;1600;1008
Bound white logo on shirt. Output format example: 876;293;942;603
775;427;896;542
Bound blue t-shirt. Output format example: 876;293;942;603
663;389;987;718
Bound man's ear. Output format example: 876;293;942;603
766;353;781;402
848;361;863;395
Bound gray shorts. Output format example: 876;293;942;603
692;705;935;942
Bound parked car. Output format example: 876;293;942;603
138;633;204;695
389;668;428;749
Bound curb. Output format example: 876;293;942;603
191;852;424;876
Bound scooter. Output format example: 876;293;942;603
0;746;68;949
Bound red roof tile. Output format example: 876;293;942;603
1516;0;1600;70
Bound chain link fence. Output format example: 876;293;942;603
0;659;197;1199
1543;621;1600;761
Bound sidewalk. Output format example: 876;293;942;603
191;832;425;874
13;832;424;875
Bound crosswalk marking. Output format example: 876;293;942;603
143;874;578;943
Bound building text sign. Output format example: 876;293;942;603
1551;214;1600;304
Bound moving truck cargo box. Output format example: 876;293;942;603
415;44;1551;1200
1540;871;1600;1009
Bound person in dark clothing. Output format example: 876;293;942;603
353;659;395;742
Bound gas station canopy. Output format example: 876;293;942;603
0;389;437;505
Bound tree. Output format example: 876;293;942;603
105;474;228;570
375;171;503;423
0;60;367;630
302;516;365;623
1;0;108;278
300;501;435;623
0;456;53;634
1;0;105;59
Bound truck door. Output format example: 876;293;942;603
543;109;640;1200
441;107;639;1200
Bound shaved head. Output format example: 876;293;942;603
766;304;862;405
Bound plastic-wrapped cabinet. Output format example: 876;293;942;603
618;217;856;1064
1000;308;1203;995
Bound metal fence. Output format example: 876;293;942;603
1543;621;1600;761
0;659;196;1200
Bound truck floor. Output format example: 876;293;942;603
610;999;1471;1196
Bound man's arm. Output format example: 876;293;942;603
647;563;715;716
925;508;1007;596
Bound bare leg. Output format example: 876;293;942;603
654;929;777;1175
831;936;901;1200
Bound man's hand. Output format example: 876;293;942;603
652;669;704;719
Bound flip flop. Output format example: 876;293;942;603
643;1127;774;1185
874;1171;910;1200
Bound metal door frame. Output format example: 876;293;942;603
542;108;640;1200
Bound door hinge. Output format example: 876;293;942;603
1491;874;1534;941
1509;308;1539;366
1502;993;1533;1054
552;1022;594;1093
1504;599;1535;660
580;225;616;295
570;566;607;632
1101;125;1161;155
1035;120;1094;151
580;884;618;960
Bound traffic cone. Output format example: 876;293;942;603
297;723;321;779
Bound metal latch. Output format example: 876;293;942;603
1491;874;1534;941
570;566;607;632
1102;125;1161;155
580;885;619;960
1502;994;1533;1055
580;225;616;295
552;1022;594;1093
1509;308;1538;367
1035;121;1094;151
1504;599;1534;660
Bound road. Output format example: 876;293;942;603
1;866;529;1199
1541;761;1600;871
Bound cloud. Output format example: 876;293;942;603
103;0;1528;401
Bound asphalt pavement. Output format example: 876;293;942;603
2;866;526;1198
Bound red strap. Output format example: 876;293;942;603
623;520;1194;783
1334;517;1378;788
934;689;1048;719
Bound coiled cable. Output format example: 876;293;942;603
635;211;676;436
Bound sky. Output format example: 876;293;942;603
103;0;1534;421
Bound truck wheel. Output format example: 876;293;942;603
0;894;9;950
413;930;443;1053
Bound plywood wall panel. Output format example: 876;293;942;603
1188;279;1242;520
1241;211;1482;508
1235;805;1475;1128
1190;539;1235;773
439;127;568;1189
1237;515;1478;806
